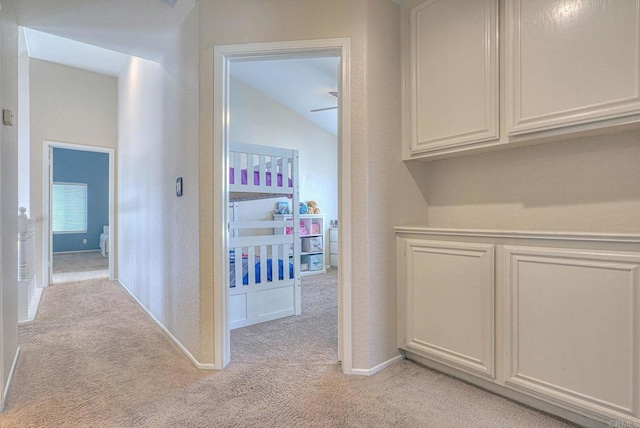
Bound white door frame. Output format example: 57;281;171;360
213;38;353;373
42;140;116;286
0;135;4;411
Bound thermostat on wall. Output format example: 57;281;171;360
3;109;14;126
176;177;183;197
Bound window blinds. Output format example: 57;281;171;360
52;183;88;233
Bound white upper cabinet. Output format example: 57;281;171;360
402;0;499;159
403;0;640;160
507;0;640;135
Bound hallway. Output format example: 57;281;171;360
0;276;575;427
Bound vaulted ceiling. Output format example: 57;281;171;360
14;0;196;61
15;0;405;136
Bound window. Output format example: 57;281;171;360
52;183;88;234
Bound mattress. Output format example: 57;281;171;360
230;167;292;188
229;256;293;287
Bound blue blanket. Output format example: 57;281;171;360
230;258;293;287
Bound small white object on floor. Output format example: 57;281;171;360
100;225;109;257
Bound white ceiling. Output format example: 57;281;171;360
23;28;129;77
231;58;340;136
14;0;413;136
22;27;340;136
14;0;196;61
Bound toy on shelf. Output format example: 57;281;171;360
307;200;321;214
275;201;290;214
299;221;308;236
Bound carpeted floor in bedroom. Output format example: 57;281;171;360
52;251;110;283
0;268;576;427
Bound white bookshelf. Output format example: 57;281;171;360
273;213;326;276
329;227;338;267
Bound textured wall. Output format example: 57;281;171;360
425;130;640;233
52;148;109;253
118;6;200;360
0;0;19;409
362;0;430;367
17;28;29;212
29;59;117;285
229;76;339;264
198;0;429;369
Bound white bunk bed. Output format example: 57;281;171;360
228;142;301;329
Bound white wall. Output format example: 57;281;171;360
118;6;201;360
425;130;640;232
0;0;19;410
29;59;118;285
361;0;430;366
198;0;429;369
229;77;338;264
17;27;29;212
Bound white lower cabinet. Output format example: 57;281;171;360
503;245;640;424
397;228;640;427
401;240;496;379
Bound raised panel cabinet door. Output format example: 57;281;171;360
403;239;496;379
403;0;499;158
507;0;640;135
504;246;640;424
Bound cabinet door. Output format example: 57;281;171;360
507;0;640;135
400;239;496;379
504;246;640;423
403;0;499;159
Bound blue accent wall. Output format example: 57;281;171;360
52;148;109;253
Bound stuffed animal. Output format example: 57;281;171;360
299;221;308;236
299;202;308;214
307;200;321;214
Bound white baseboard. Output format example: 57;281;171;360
116;280;216;370
2;347;21;411
351;354;404;376
53;249;101;255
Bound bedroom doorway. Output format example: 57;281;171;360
43;141;115;286
214;39;352;372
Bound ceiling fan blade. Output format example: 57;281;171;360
310;106;338;112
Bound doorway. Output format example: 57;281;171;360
42;141;115;286
228;55;339;365
213;39;353;372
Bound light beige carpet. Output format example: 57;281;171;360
52;252;109;284
231;269;338;365
0;273;577;427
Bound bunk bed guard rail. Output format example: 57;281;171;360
228;142;301;329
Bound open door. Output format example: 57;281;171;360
43;141;115;287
